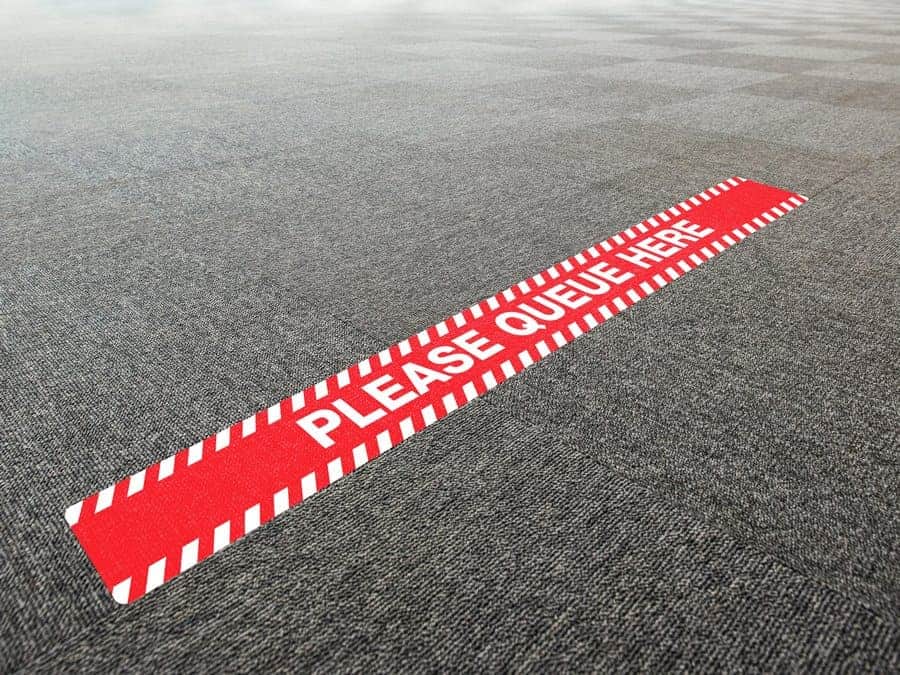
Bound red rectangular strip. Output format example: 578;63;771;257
65;177;807;604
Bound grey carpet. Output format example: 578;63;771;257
1;0;898;671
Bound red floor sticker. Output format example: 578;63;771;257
66;177;807;604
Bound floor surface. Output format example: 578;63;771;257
1;0;898;670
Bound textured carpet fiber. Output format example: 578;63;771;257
1;0;898;670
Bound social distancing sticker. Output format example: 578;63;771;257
65;177;807;604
